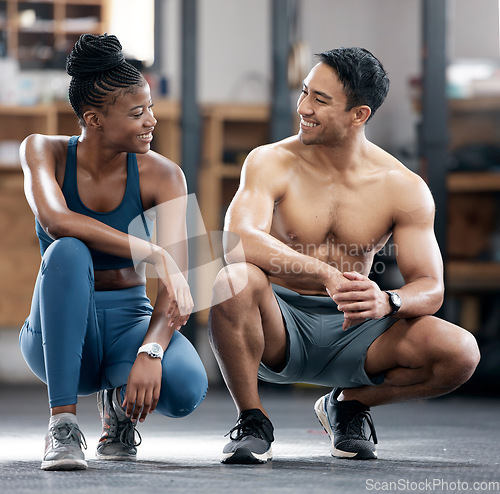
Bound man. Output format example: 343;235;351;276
208;47;480;464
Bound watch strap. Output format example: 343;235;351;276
384;290;401;316
137;342;164;360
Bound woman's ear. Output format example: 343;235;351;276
83;110;102;130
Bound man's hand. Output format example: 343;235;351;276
122;353;162;422
330;271;392;330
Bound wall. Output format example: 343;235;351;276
161;0;420;155
199;0;271;103
449;0;499;60
160;0;500;156
300;0;420;156
159;0;270;104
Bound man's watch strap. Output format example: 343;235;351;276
384;290;402;316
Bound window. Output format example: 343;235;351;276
108;0;155;66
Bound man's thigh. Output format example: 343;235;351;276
215;262;288;369
253;275;288;370
364;315;468;376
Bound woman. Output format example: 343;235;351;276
19;33;208;471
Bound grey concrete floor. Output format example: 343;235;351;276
0;383;499;494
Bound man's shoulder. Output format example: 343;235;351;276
372;145;426;188
369;144;433;209
243;136;300;175
247;135;300;160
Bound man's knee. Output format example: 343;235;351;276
211;262;269;310
448;327;480;383
421;318;480;388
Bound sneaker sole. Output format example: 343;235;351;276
314;395;377;460
95;451;137;461
41;458;87;471
221;446;273;465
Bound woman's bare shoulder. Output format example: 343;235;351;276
137;150;187;203
20;134;72;170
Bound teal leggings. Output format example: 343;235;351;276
19;237;208;415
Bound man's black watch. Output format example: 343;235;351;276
384;290;402;316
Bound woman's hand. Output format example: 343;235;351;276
151;248;194;330
122;353;162;423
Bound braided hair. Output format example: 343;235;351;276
66;33;144;126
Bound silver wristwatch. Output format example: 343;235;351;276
384;290;402;316
137;342;164;360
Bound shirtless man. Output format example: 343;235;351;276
208;47;480;464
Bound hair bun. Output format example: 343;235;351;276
66;33;125;78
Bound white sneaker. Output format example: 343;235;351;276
41;416;87;471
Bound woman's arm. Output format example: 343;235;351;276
121;153;194;422
20;134;177;288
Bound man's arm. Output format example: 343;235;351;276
334;173;444;328
225;145;345;292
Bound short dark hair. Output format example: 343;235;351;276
66;33;144;125
315;47;389;121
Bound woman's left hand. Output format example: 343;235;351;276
122;353;162;422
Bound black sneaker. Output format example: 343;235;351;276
221;409;274;464
314;388;378;460
96;389;142;461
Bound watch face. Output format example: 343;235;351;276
151;343;162;354
392;292;401;307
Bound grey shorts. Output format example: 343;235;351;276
258;284;398;388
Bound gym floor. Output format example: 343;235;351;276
0;383;499;494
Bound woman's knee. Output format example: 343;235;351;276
42;237;93;279
157;366;208;418
154;331;208;417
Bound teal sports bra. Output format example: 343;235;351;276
35;136;154;270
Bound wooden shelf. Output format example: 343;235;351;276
0;0;109;68
147;99;181;165
0;99;181;164
447;171;500;193
0;99;180;327
449;96;500;113
447;261;500;292
448;96;500;149
201;103;269;121
199;103;270;233
65;0;103;6
446;97;500;334
0;168;41;327
195;104;270;325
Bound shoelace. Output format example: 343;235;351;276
347;410;378;445
119;420;142;447
226;416;268;441
50;423;88;450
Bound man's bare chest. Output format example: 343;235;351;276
270;184;393;260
